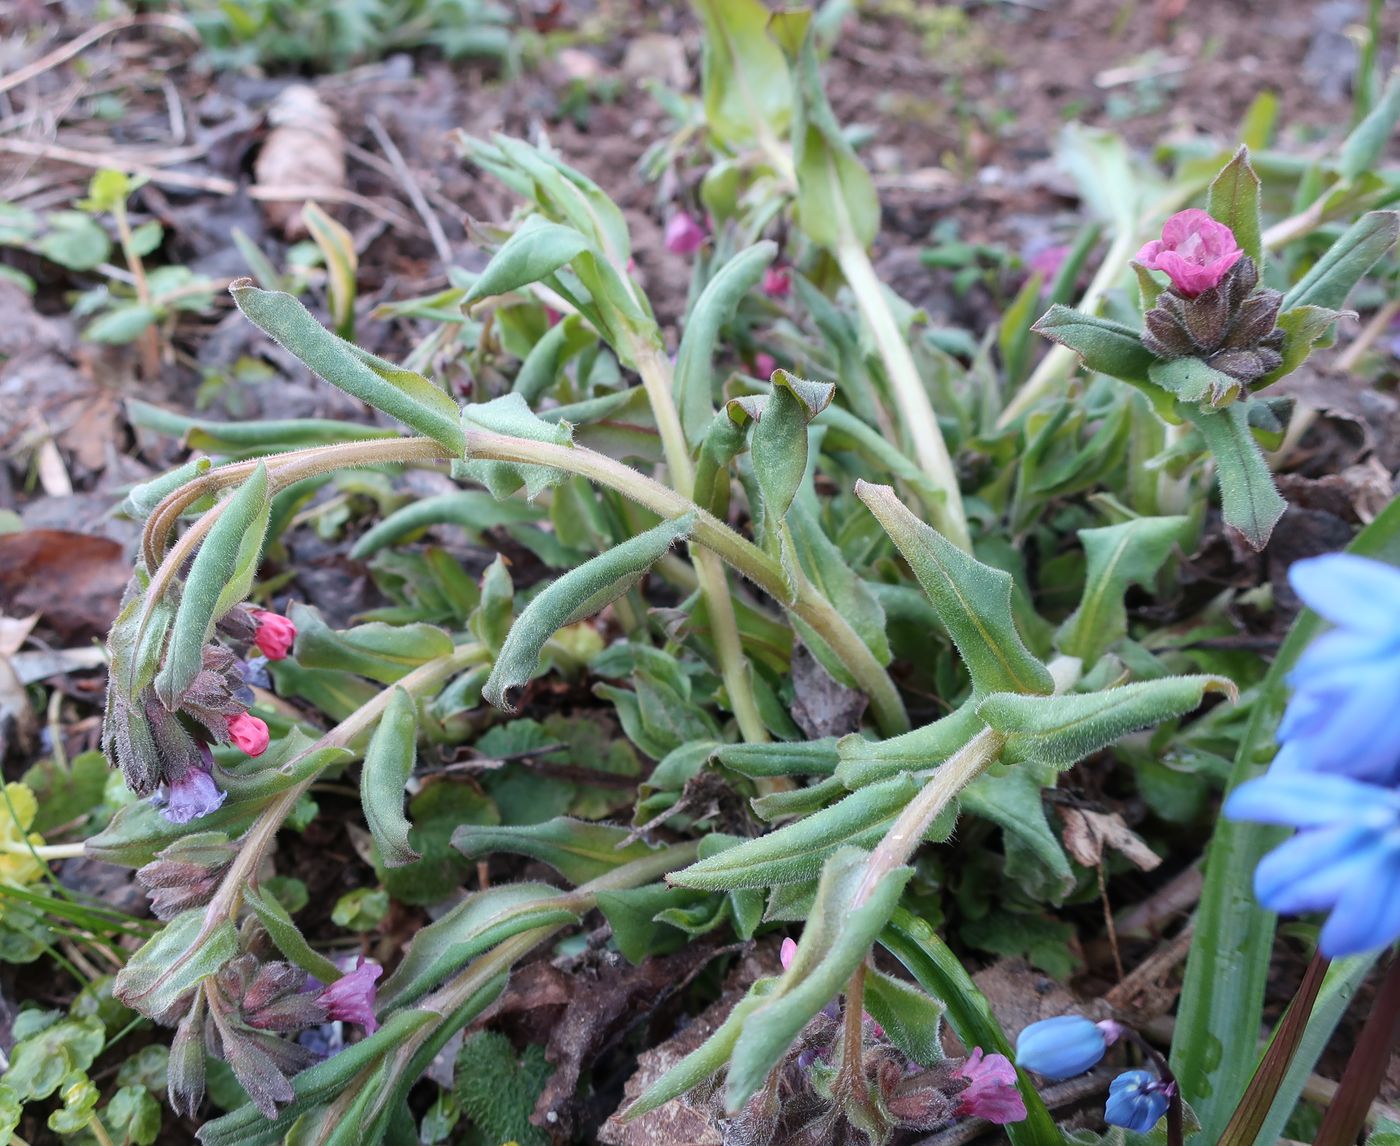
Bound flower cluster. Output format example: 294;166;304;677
1225;553;1400;957
103;603;296;825
1015;1015;1174;1133
1137;209;1284;392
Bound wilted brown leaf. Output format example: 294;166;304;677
254;85;347;239
0;530;128;641
1061;807;1162;872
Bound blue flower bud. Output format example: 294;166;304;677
1013;1015;1108;1080
1104;1070;1171;1133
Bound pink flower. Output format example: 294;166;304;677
955;1048;1026;1125
780;937;798;969
664;211;707;256
762;266;791;298
318;956;383;1033
250;609;296;660
1136;209;1243;298
754;352;777;378
227;713;270;756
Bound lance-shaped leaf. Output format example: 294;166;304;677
231;282;464;455
378;882;580;1010
464;216;591;304
114;909;239;1022
771;10;879;250
1057;515;1190;664
863;968;947;1066
1282;211;1399;312
668;775;917;891
360;686;420;868
723;847;913;1109
1207;147;1263;269
243;887;341;986
693;0;792;149
836;703;984;788
457;393;575;499
675;241;777;443
452;818;664;887
1180;401;1285;551
980;675;1237;769
962;764;1075;902
349;491;545;559
290;604;454;684
515;313;595;403
728;369;834;532
120;455;212;520
482;513;694;710
625;981;777;1119
127;398;395;457
1149;357;1243;409
154;463;270;708
713;738;840;778
857;481;1054;697
1030;306;1156;385
1259;304;1351;386
1340;72;1400;183
302;201;357;339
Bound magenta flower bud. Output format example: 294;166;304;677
780;937;797;969
1136;209;1243;298
754;352;777;379
250;609;296;660
955;1048;1027;1125
664;211;707;255
318;956;382;1033
227;713;270;756
162;763;227;825
762;266;791;298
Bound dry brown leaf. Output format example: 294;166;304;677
254;85;347;239
1061;807;1162;872
0;614;38;658
0;531;128;642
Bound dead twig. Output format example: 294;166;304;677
0;14;198;98
366;114;456;268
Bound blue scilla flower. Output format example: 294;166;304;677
1224;772;1400;957
1271;555;1400;785
1104;1070;1171;1133
1014;1015;1118;1080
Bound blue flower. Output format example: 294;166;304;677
1104;1070;1171;1133
1224;772;1400;957
1272;555;1400;785
1013;1016;1111;1080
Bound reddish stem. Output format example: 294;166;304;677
1314;951;1400;1146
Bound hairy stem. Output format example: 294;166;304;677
835;240;971;552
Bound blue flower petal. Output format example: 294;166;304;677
1224;775;1397;829
1254;826;1379;914
1104;1071;1169;1133
1319;840;1400;957
1290;554;1400;633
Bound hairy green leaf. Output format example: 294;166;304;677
290;604;455;684
1282;211;1399;312
465;216;591;304
360;686;420;868
1180;402;1285;551
1207;147;1263;268
1030;306;1156;384
452;818;663;886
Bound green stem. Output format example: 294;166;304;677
853;655;1080;907
634;342;768;745
206;642;487;922
835;239;971;552
467;427;909;734
1217;952;1330;1146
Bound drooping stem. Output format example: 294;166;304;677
835;239;971;552
1313;951;1400;1146
836;964;869;1105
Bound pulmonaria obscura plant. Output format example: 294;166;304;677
47;4;1400;1146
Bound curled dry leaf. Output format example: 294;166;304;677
1061;807;1162;872
0;530;129;642
254;85;347;239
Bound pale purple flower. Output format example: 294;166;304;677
161;751;226;825
1137;209;1243;297
317;956;382;1034
955;1048;1026;1124
1027;244;1070;284
664;211;707;256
